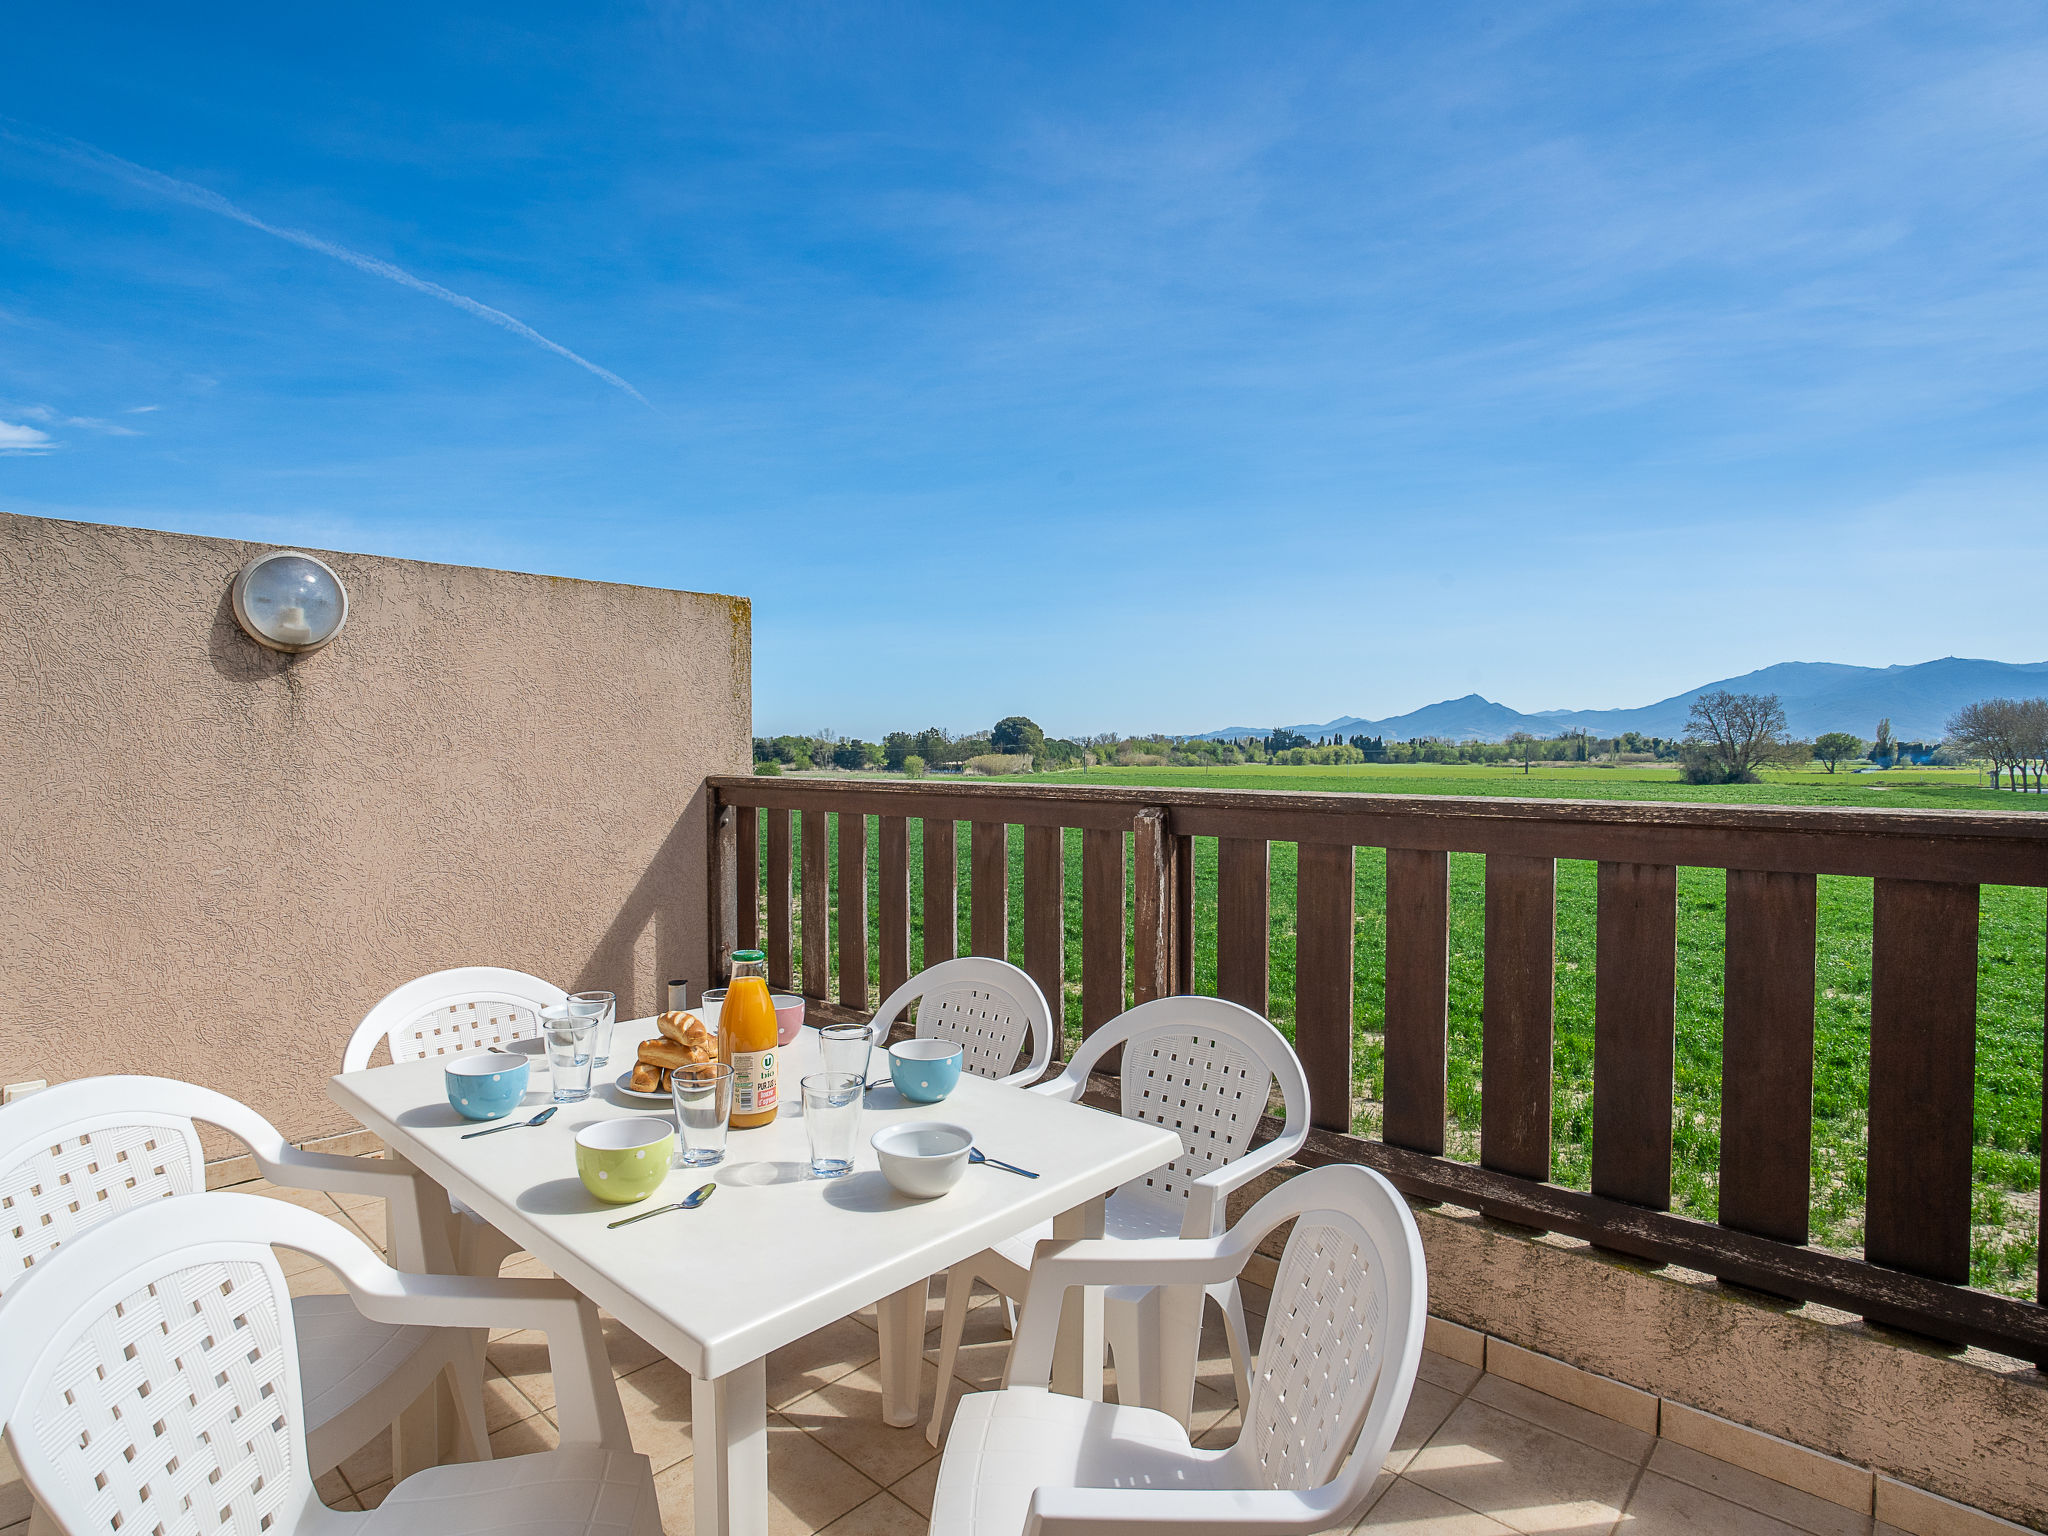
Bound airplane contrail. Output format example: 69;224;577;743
2;121;652;408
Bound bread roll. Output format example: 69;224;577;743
658;1010;709;1045
639;1036;691;1071
628;1062;665;1094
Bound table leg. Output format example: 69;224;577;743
692;1358;769;1536
875;1279;929;1428
1050;1196;1106;1401
1154;1282;1204;1429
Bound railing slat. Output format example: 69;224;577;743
971;821;1009;959
801;808;830;1000
921;818;957;968
1592;861;1678;1209
835;812;868;1010
877;815;910;1009
1296;841;1356;1133
1719;869;1816;1244
710;800;736;986
1867;877;1979;1284
1132;809;1173;1006
1216;836;1270;1015
765;809;794;992
736;805;759;954
1023;824;1066;1061
1482;853;1556;1183
1082;827;1125;1033
1383;848;1450;1155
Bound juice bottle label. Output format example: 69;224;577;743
732;1047;778;1114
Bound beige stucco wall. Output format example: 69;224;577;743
1;513;750;1143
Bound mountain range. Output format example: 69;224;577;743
1195;657;2048;745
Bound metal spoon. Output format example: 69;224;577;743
461;1105;558;1139
969;1148;1037;1178
608;1182;717;1228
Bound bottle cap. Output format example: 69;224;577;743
733;949;766;963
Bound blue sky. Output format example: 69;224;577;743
3;4;2045;739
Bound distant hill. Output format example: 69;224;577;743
1196;657;2048;745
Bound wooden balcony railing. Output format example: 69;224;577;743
705;775;2048;1365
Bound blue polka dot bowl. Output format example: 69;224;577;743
444;1052;531;1121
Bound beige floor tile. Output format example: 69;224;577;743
856;1284;952;1336
271;1241;327;1279
1623;1471;1822;1536
499;1252;557;1281
286;1264;348;1299
1405;1399;1638;1535
1417;1349;1483;1396
336;1429;393;1493
1649;1442;1871;1536
889;1459;941;1520
596;1312;670;1378
769;1315;883;1409
1355;1476;1517;1533
0;1520;25;1536
615;1358;698;1473
314;1468;354;1509
780;1361;944;1487
1386;1381;1464;1475
653;1414;881;1536
1470;1373;1654;1465
355;1480;393;1510
480;1366;543;1434
488;1329;557;1408
244;1182;348;1216
814;1489;928;1536
0;1459;27;1527
490;1413;561;1458
338;1199;390;1257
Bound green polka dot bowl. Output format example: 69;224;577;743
575;1117;676;1204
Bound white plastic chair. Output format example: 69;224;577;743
0;1077;490;1482
0;1191;658;1536
866;956;1055;1087
343;967;567;1280
931;1164;1426;1536
928;995;1309;1443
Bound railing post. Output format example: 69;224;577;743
1081;827;1125;1034
765;809;795;992
1132;808;1173;1006
1591;861;1677;1210
971;821;1009;959
1481;853;1555;1185
800;808;830;1000
837;812;869;1011
1216;836;1269;1016
1023;824;1066;1060
877;816;911;1009
922;818;957;967
736;805;759;954
1383;848;1449;1155
708;798;737;988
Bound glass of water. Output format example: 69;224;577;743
817;1023;874;1084
568;990;618;1066
671;1063;734;1167
542;1005;597;1103
802;1072;863;1178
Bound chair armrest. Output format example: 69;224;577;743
1026;1485;1352;1536
329;1268;633;1451
1027;1064;1087;1101
1005;1234;1257;1388
262;1148;453;1273
1179;1127;1307;1237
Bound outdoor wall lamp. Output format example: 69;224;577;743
230;549;349;653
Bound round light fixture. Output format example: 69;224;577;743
230;550;349;653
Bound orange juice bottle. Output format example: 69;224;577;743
719;950;780;1127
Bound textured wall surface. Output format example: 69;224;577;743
1;514;750;1143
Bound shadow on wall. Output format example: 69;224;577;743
576;793;705;1019
207;582;293;683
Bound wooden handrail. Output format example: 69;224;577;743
705;774;2048;1366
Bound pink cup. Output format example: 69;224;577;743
771;993;805;1046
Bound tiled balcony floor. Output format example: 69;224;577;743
0;1174;1970;1536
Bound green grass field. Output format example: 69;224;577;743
772;761;2045;1294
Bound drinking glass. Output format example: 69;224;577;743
568;990;618;1066
700;987;727;1034
671;1063;734;1168
542;1005;597;1103
802;1072;863;1178
817;1023;874;1084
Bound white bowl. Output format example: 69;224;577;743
871;1121;973;1199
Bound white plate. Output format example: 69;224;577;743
612;1069;672;1104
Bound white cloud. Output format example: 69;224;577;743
0;419;55;454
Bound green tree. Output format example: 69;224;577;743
1812;732;1865;772
882;731;916;769
991;716;1046;758
1507;731;1538;774
830;739;871;770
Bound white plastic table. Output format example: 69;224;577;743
330;1018;1179;1536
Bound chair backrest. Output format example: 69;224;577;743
868;957;1053;1087
0;1193;333;1536
1065;995;1309;1229
0;1077;293;1300
1223;1166;1427;1503
342;966;568;1073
